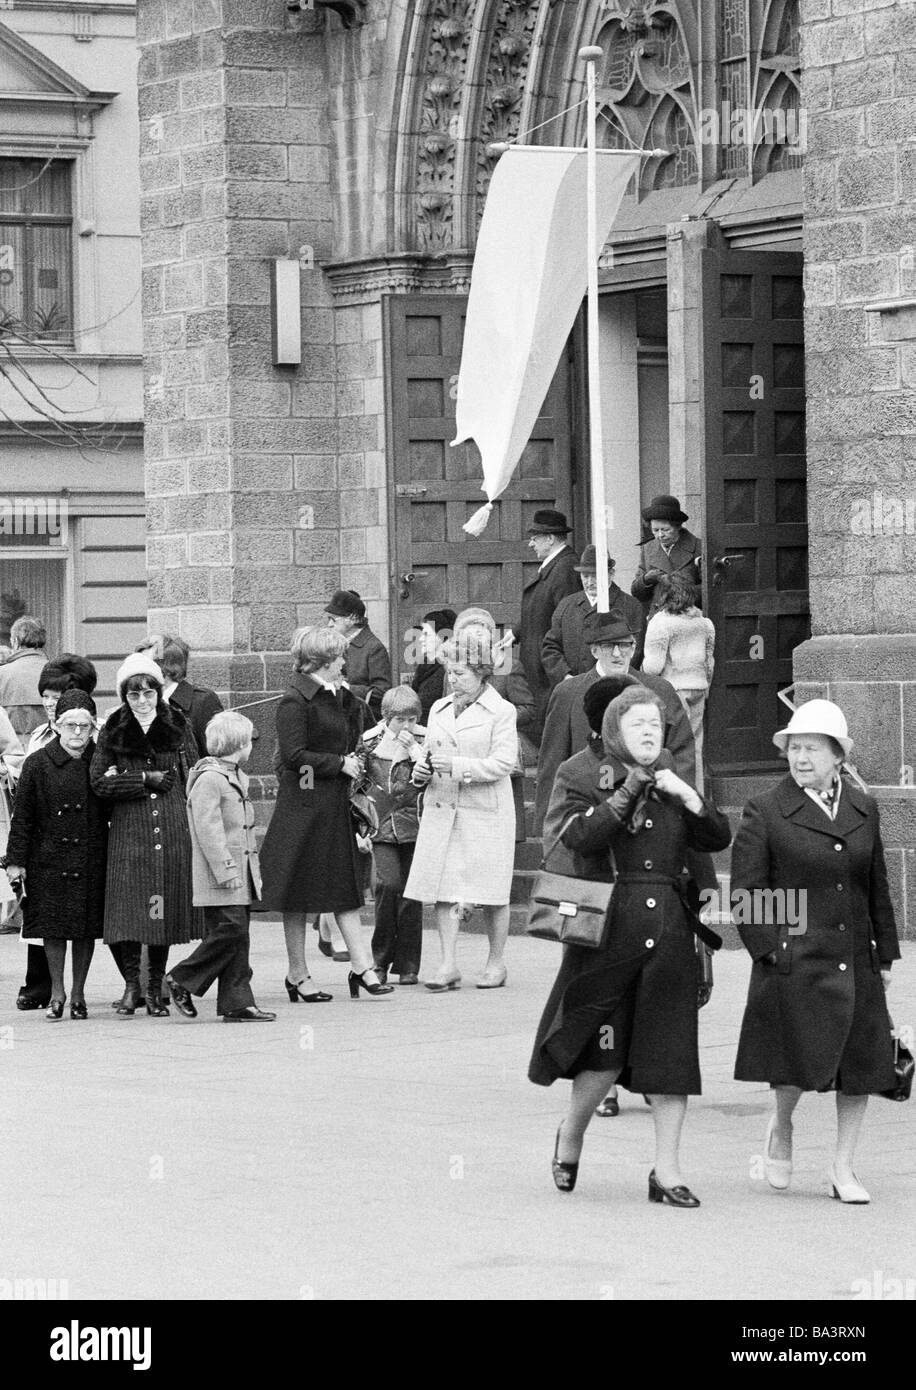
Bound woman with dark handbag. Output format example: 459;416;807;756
732;700;900;1204
528;685;731;1207
257;626;393;1001
91;654;200;1016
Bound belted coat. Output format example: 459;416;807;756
528;750;731;1091
733;776;899;1094
404;683;518;905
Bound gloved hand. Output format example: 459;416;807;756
622;765;656;797
145;769;174;792
604;765;654;823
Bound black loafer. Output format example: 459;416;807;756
648;1169;700;1208
165;975;197;1018
223;1006;277;1022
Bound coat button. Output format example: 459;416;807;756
644;819;653;829
838;963;847;971
61;836;69;843
836;884;843;892
644;859;653;869
646;897;656;908
74;804;82;811
834;843;843;851
72;838;79;845
152;810;159;817
645;938;655;948
154;844;161;851
781;941;787;949
838;923;846;931
150;793;157;801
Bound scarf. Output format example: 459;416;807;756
600;686;673;834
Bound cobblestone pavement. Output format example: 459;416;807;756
2;931;914;1301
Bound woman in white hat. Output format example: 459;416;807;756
90;653;201;1015
731;700;899;1203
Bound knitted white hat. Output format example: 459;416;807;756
116;651;165;697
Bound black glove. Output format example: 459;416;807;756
622;765;655;797
604;766;654;823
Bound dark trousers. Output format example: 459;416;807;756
19;943;51;1004
168;905;255;1015
371;842;422;976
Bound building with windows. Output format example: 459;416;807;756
0;1;144;699
137;0;916;930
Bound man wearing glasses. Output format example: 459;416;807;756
533;611;696;836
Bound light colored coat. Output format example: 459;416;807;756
404;683;518;905
186;756;262;907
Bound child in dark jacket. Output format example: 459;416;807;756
360;686;426;985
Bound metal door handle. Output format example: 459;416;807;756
711;553;744;588
399;570;429;599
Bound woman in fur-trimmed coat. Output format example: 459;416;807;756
90;653;200;1016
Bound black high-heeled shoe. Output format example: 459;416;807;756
647;1169;700;1208
284;977;332;1003
552;1125;579;1193
70;1001;88;1020
348;969;394;999
46;998;65;1021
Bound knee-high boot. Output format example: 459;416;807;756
115;943;142;1016
146;944;170;1017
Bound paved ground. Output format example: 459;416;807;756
2;929;914;1302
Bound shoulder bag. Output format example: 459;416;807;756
526;811;615;950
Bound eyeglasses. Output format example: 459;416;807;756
126;689;157;703
597;642;635;654
58;721;93;733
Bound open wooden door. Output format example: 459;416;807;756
702;250;809;771
384;294;576;678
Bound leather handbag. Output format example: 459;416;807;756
526;815;615;950
881;1025;914;1103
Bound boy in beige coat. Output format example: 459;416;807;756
166;711;275;1021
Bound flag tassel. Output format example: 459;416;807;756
463;501;494;537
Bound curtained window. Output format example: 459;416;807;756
0;556;65;653
0;159;73;342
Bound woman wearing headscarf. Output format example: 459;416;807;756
4;690;107;1019
90;653;200;1016
529;685;730;1206
732;700;899;1204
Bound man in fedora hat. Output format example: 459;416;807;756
632;494;703;625
325;589;392;719
507;509;579;739
534;609;695;834
542;544;646;686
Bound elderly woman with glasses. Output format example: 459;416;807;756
733;700;900;1205
90;653;200;1016
3;690;107;1019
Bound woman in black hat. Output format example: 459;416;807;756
4;689;107;1019
325;589;392;721
631;496;703;624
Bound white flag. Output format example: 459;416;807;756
454;147;639;535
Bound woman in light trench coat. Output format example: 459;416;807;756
405;631;518;991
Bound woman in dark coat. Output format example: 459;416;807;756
258;626;393;1000
4;689;107;1019
529;685;730;1207
90;653;200;1017
732;699;899;1205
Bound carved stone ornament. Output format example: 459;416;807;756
416;1;470;253
475;1;539;230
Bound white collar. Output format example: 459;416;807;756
538;541;566;572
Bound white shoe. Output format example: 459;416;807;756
763;1116;792;1190
829;1167;870;1204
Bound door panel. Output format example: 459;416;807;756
702;250;809;771
385;294;575;678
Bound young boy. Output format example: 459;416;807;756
166;710;275;1021
360;686;426;985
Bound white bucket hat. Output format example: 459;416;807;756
772;698;852;758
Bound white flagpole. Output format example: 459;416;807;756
579;44;610;612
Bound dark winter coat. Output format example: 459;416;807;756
631;529;703;620
90;705;200;945
6;738;107;940
529;750;731;1090
412;662;446;723
257;674;367;913
343;625;392;719
541;586;647;685
534;667;695;834
517;545;580;721
732;776;899;1094
169;678;223;758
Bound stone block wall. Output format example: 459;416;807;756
798;0;916;935
138;1;391;779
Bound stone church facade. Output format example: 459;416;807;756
137;0;916;932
